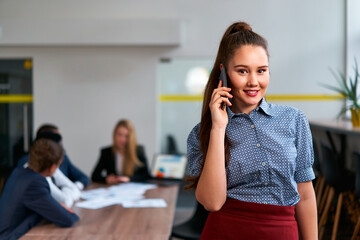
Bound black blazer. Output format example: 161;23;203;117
91;145;150;183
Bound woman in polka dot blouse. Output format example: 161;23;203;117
187;21;317;240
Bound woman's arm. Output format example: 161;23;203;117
196;127;228;211
295;181;318;240
131;145;151;182
91;149;108;183
195;81;232;212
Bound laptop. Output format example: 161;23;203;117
147;154;187;186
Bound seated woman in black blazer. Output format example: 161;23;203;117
91;119;150;184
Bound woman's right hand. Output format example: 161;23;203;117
106;174;130;184
106;174;118;184
209;80;232;129
116;176;130;183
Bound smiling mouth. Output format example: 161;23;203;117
244;90;259;96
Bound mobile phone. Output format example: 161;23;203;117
219;67;228;109
219;67;228;88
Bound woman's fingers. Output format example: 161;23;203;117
211;87;232;99
210;85;232;111
212;94;232;107
218;80;222;88
211;90;232;103
221;97;232;107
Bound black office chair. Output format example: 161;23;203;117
166;134;180;155
313;140;321;174
350;152;360;239
171;201;209;240
313;140;325;206
318;144;354;240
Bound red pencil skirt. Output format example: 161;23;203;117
200;198;298;240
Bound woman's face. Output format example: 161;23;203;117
114;126;129;150
227;45;269;114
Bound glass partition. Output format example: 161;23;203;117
157;58;213;155
0;59;33;171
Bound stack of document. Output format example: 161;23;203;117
76;183;167;209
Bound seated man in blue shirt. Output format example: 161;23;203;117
0;138;79;240
17;124;89;189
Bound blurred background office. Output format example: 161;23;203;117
0;0;359;180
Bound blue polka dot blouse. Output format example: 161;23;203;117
187;98;315;206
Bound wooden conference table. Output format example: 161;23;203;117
20;183;179;240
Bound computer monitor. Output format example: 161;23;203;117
150;154;187;180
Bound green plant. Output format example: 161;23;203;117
321;59;360;118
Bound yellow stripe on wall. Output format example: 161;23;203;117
0;95;33;103
0;94;344;103
158;94;344;102
159;95;204;102
265;94;344;101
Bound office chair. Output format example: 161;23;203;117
318;144;354;240
313;140;326;208
166;135;180;155
350;152;360;239
171;201;209;240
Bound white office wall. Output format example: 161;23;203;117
0;0;346;175
347;0;360;77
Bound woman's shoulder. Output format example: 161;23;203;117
189;122;201;135
187;122;201;144
135;145;147;164
100;146;113;155
266;102;305;117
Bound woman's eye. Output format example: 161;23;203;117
258;69;267;73
238;69;247;74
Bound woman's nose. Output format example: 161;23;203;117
247;73;258;87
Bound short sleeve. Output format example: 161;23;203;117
187;123;203;177
294;111;315;183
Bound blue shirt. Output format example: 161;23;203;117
187;99;315;206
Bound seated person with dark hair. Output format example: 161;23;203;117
0;139;79;240
18;124;90;189
18;130;81;207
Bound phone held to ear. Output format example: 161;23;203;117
219;67;228;88
219;67;228;110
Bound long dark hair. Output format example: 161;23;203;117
187;22;269;189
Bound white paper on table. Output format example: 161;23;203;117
75;197;119;209
76;195;145;209
122;198;167;208
80;182;157;200
80;188;109;200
